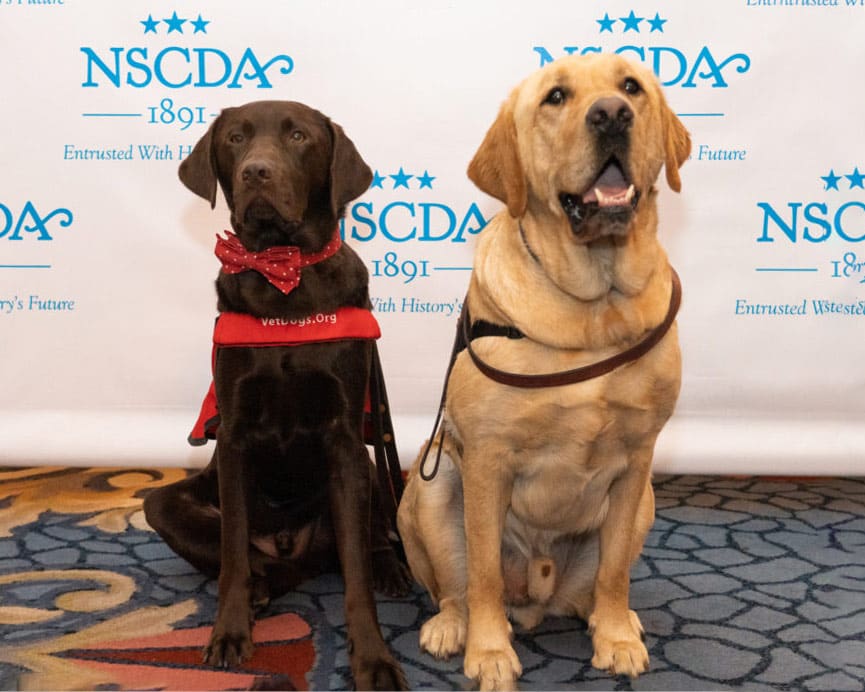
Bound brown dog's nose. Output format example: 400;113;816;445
586;97;633;136
241;160;273;185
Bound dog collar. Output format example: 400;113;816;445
418;268;681;482
461;268;682;388
214;227;342;294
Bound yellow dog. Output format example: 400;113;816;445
398;53;690;690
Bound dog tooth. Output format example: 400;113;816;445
594;187;606;204
625;184;635;202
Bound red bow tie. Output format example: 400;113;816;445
214;229;342;294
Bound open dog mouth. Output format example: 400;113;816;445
559;157;640;238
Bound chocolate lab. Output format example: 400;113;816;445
143;100;409;690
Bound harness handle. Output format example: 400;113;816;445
418;302;469;481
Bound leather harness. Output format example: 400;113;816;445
462;268;681;388
419;266;682;481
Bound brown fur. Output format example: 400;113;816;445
398;54;690;690
144;101;409;691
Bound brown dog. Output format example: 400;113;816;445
144;100;409;690
398;54;690;689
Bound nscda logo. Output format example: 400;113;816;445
534;10;751;89
758;167;865;244
80;12;293;90
343;167;488;245
1;201;73;241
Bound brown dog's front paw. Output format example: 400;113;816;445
589;610;649;678
353;653;408;691
203;625;253;669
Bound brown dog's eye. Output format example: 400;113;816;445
290;130;305;142
228;133;244;144
542;87;567;106
623;77;642;95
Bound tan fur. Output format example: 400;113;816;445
398;54;690;690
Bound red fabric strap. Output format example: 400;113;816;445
213;306;380;347
188;307;380;445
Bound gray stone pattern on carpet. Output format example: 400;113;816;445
0;475;863;690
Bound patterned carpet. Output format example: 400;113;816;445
0;467;863;691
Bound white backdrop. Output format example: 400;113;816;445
2;0;864;474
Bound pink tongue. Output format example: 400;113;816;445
581;163;629;206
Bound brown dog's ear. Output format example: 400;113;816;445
467;97;527;219
329;121;372;215
178;117;219;208
663;106;691;193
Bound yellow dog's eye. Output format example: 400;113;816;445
542;87;567;106
623;77;642;95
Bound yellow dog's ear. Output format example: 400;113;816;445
663;105;691;193
468;95;527;219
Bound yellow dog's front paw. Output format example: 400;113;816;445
419;610;467;660
464;643;522;691
589;609;649;678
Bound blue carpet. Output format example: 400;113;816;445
0;469;862;690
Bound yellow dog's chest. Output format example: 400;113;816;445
503;398;643;533
446;332;680;533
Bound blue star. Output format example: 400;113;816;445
846;167;865;189
821;169;841;191
596;12;616;33
190;14;210;34
370;170;386;189
140;14;159;34
647;12;667;32
619;10;644;32
390;167;413;189
417;170;436;189
163;11;187;34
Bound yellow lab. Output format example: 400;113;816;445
398;53;690;690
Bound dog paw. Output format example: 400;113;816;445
419;610;467;659
203;625;253;669
372;548;413;597
464;643;522;691
589;609;649;678
353;653;408;691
